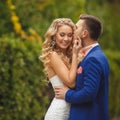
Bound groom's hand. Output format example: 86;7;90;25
54;86;70;99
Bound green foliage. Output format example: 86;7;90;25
105;50;120;119
0;1;12;36
86;1;120;50
12;0;85;38
0;35;49;120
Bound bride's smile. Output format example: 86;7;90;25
55;25;73;50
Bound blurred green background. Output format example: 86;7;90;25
0;0;120;120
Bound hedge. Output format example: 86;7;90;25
105;50;120;119
0;34;50;120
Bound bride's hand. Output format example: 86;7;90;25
73;36;82;54
54;86;69;99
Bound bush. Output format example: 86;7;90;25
86;1;120;50
0;35;50;120
0;1;12;36
5;0;85;38
105;50;120;119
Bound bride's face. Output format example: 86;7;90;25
54;25;73;51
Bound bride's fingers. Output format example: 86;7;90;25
54;87;62;93
76;37;82;46
73;40;78;47
74;39;81;49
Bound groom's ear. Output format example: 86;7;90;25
82;29;89;38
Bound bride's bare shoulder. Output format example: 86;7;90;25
47;52;58;78
49;51;60;59
50;51;58;56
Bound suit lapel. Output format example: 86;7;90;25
78;45;100;67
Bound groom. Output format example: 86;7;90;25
55;14;110;120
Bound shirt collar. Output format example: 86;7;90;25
80;43;99;57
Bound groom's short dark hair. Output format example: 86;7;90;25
79;14;102;40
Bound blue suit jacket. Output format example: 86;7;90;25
65;45;110;120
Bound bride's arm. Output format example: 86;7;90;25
50;39;81;88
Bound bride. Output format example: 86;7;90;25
40;18;81;120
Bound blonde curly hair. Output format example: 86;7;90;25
39;18;75;75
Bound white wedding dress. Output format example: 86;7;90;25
44;75;70;120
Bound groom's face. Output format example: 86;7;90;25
74;20;85;39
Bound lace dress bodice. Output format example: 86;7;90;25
44;75;70;120
50;75;64;87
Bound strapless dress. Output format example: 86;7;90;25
44;75;70;120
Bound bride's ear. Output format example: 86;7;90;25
52;36;55;40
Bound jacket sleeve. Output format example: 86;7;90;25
65;57;102;104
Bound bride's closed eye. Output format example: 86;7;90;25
59;33;73;38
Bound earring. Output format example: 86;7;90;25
51;40;56;47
